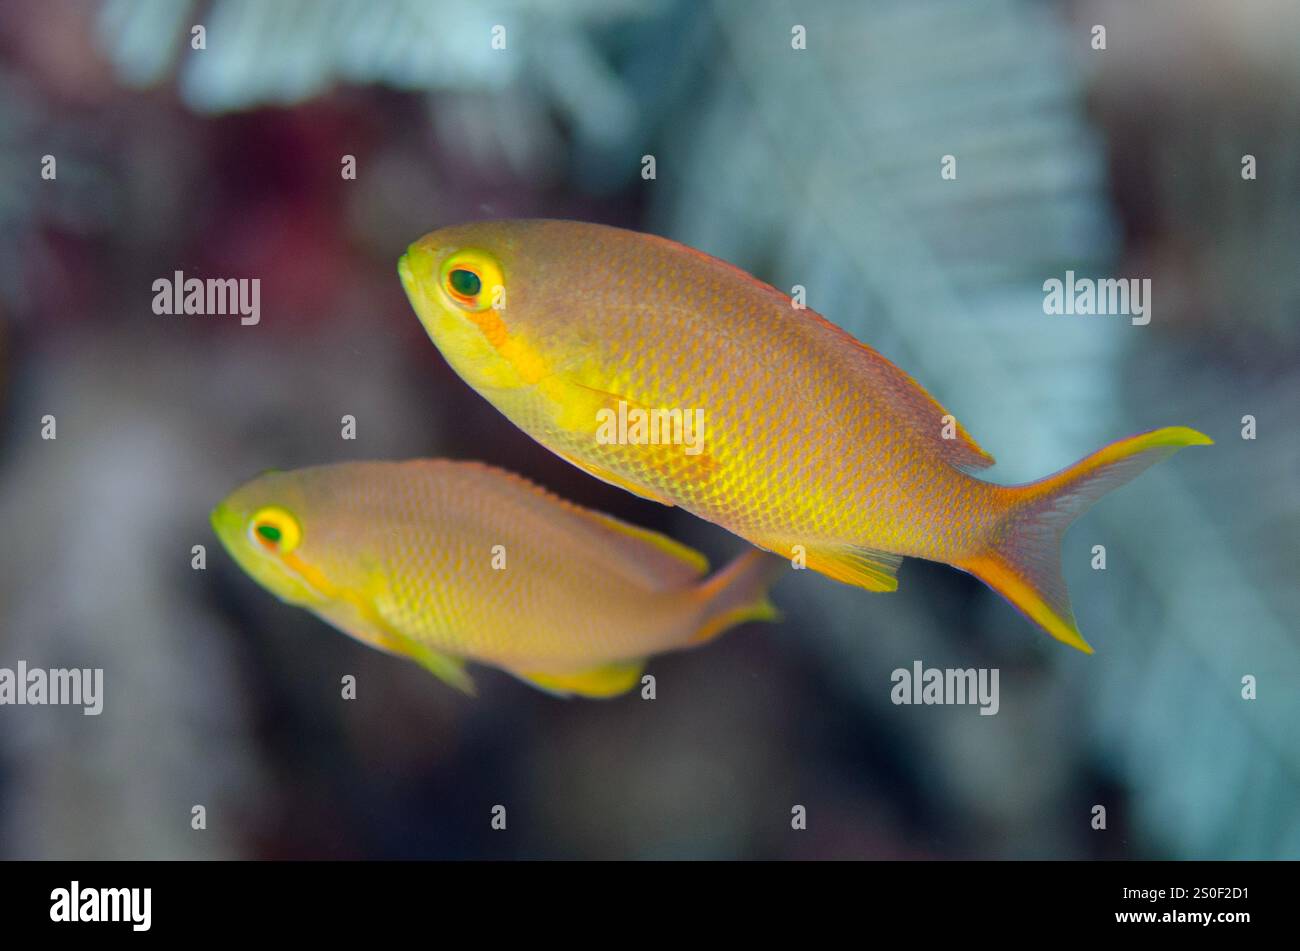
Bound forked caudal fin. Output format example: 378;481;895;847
957;426;1213;653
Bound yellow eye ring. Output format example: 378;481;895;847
250;506;301;554
439;249;505;313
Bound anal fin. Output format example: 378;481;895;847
515;660;645;698
803;545;903;593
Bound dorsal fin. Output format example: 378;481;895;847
803;311;996;470
625;225;994;469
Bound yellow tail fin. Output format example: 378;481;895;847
959;426;1213;652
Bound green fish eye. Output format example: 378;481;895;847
250;506;301;553
448;268;482;298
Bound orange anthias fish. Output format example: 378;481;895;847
211;460;780;697
398;219;1212;652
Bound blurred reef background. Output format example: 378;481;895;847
0;0;1296;859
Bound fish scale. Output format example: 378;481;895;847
212;459;781;697
399;219;1212;652
559;222;965;555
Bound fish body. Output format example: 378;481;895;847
399;219;1212;651
211;460;779;697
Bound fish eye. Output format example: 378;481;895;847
439;250;504;313
448;268;482;299
250;506;301;554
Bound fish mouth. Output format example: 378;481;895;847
398;243;445;340
398;244;436;300
397;249;416;292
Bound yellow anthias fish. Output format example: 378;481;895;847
210;460;780;697
398;219;1213;653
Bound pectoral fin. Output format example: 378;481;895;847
544;377;634;434
543;374;723;506
552;447;676;507
342;583;478;696
514;661;645;699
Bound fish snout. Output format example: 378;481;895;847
397;249;415;291
398;243;437;299
209;500;244;547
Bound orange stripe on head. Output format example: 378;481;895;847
468;307;509;350
281;550;340;601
